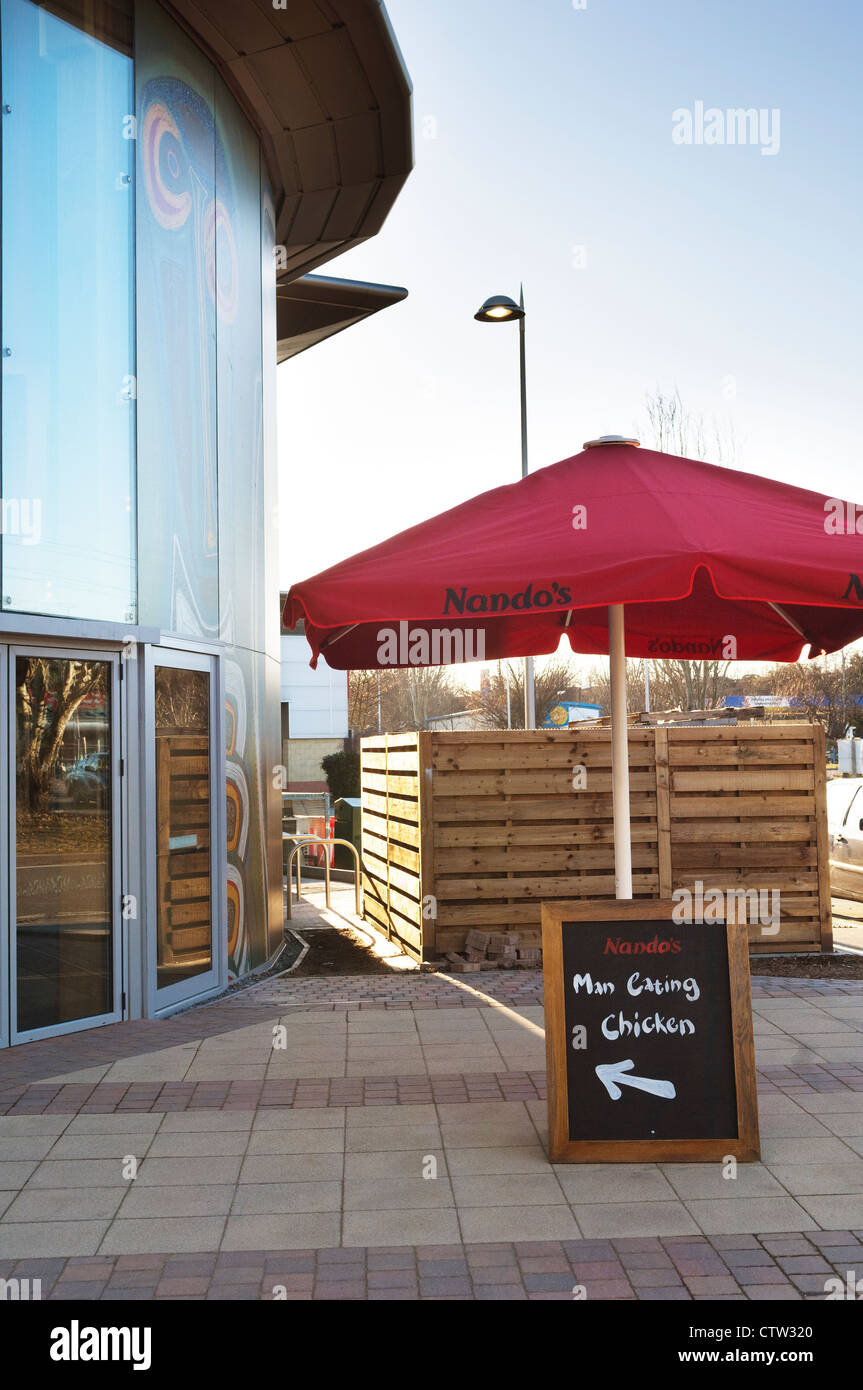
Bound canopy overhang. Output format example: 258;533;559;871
276;274;408;362
163;0;413;281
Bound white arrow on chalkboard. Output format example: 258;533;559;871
595;1059;677;1102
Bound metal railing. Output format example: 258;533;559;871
283;833;362;921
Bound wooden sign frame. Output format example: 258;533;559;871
542;898;760;1163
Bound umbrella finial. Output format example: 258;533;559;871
583;435;641;450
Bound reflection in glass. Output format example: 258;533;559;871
15;657;113;1033
0;0;136;622
155;667;212;989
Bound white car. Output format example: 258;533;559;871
827;776;863;901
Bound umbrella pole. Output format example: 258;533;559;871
608;603;633;898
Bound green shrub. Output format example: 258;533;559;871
321;749;360;800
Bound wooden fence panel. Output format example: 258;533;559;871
667;724;829;954
360;734;424;958
361;724;832;961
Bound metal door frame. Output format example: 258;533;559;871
0;644;8;1048
7;644;124;1045
142;645;226;1015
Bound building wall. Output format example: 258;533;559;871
281;632;349;739
134;0;281;974
0;0;282;1031
284;738;344;792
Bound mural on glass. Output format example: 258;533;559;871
136;0;218;637
135;0;281;973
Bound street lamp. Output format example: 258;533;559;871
474;285;536;728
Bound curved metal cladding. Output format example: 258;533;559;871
135;0;281;972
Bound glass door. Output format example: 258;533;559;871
9;648;122;1042
146;649;221;1009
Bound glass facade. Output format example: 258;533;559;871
0;0;136;622
15;655;114;1032
135;0;218;636
0;0;286;1043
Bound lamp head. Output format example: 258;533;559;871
474;294;524;323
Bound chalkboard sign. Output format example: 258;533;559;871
541;899;759;1162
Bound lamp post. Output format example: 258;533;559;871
474;286;536;729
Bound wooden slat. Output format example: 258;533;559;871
362;770;419;797
166;876;210;901
435;823;658;847
432;745;655;771
362;829;420;873
168;756;209;776
436;896;656;928
363;897;422;954
669;725;814;741
166;924;211;951
417;731;436;959
362;811;420;849
432;793;657;822
361;872;421;927
671;870;816;891
811;723;834;951
362;749;419;772
361;790;420;823
673;845;818;869
362;848;420;901
654;727;672;896
670;794;814;818
668;741;814;766
168;899;211;926
673;820;812;843
436;873;659;901
431;770;657;796
671;770;812;792
438;846;655;873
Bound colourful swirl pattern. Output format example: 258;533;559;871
203;197;239;323
141;101;192;230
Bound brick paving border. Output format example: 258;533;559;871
0;1070;548;1115
3;1060;863;1116
3;1232;861;1301
1;970;860;1093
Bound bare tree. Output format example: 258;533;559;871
642;385;739;468
585;659;645;714
348;669;384;736
772;654;863;740
477;657;579;729
17;659;104;811
646;659;736;712
155;666;208;732
631;387;742;708
349;666;467;734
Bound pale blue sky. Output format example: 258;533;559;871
278;0;863;654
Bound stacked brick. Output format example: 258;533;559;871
443;931;542;974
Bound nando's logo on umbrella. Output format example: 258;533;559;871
648;635;738;658
443;581;573;615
